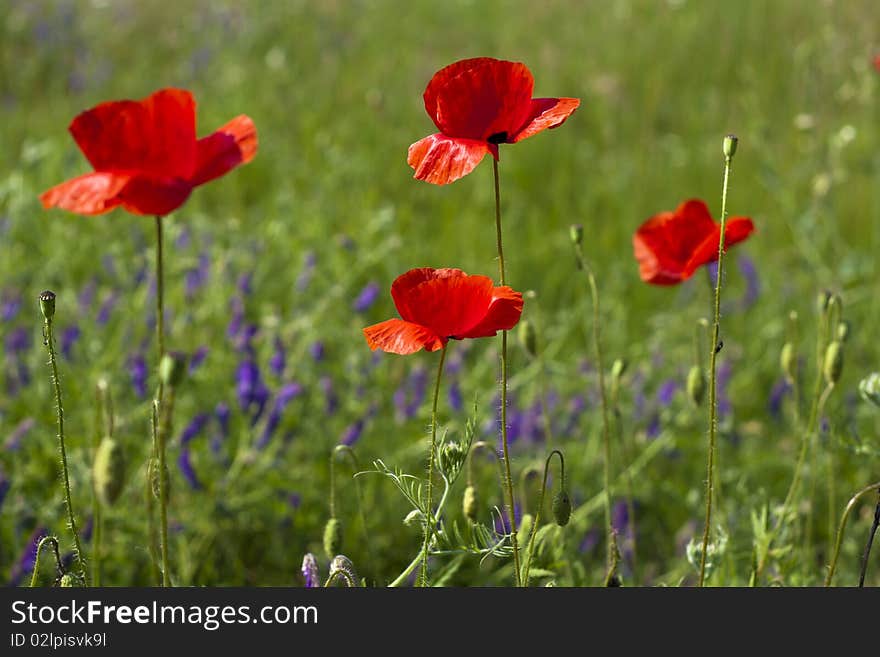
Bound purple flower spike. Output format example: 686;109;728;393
215;402;230;438
180;413;210;446
270;337;286;377
768;377;791;420
237;272;253;297
310;341;325;362
448;380;463;412
189;346;209;374
96;291;118;325
4;326;31;356
296;251;316;292
302;553;319;588
60;325;81;360
340;418;365;446
320;376;338;415
657;379;678;407
9;526;47;586
352;282;380;313
0;468;10;512
1;291;21;322
178;448;201;490
129;353;148;398
737;254;760;309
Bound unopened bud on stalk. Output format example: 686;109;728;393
780;342;797;384
159;352;188;388
552;490;571;527
323;517;343;560
518;320;537;358
611;358;628;382
817;290;832;314
723;134;738;159
687;365;706;407
39;290;56;321
836;320;850;343
93;437;125;506
328;555;360;587
463;485;478;521
59;573;81;587
569;224;584;247
823;340;844;385
517;513;534;546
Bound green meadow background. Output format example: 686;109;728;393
1;0;878;586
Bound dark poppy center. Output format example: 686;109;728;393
487;131;508;145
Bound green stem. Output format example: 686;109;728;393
146;402;161;585
493;158;521;586
44;313;87;585
825;481;880;586
522;449;564;586
419;344;448;586
859;491;880;587
571;234;614;577
698;142;736;587
29;536;61;587
155;216;165;394
390;478;450;587
157;390;175;586
333;445;375;577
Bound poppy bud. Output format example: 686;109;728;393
150;458;170;500
323;517;343;560
780;342;797;384
816;290;832;314
858;373;880;409
438;440;467;481
403;509;424;528
518;319;537;358
836;320;850;343
93;437;125;506
39;290;56;320
517;513;534;547
59;573;81;587
611;358;628;382
463;485;478;521
723;135;738;159
552;490;571;526
328;555;360;587
687;365;706;407
159;352;188;388
569;224;584;247
823;340;843;385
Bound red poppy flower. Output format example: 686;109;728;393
408;57;580;185
633;199;755;285
40;88;257;216
363;268;523;355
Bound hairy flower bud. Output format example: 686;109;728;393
518;319;537;358
687;365;706;407
780;342;797;384
59;573;81;587
159;352;188;388
39;290;56;321
323;518;343;560
93;437;125;506
463;485;478;522
552;490;571;527
328;555;360;587
438;439;467;482
723;134;738;159
823;340;844;385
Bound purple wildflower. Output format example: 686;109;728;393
60;325;80;360
227;297;244;340
4;326;30;356
9;526;47;586
257;383;303;448
236;360;269;424
5;418;35;451
579;527;601;554
215;402;230;438
320;376;338;415
78;279;97;314
340;418;365;447
175;226;191;250
310;341;325;362
185;253;211;300
235;323;259;355
657;379;678;406
296;251;317;292
180;413;210;446
302;553;319;588
1;291;21;321
0;468;9;512
189;346;209;374
96;291;118;325
493;502;523;536
270;337;286;377
237;272;253;297
352;282;380;313
129;353;147;398
737;254;760;309
448;380;463;412
768;377;791;420
178;448;201;490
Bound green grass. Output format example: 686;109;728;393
1;0;879;586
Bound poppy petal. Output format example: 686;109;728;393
391;267;466;322
408;134;492;185
40;172;131;215
190;115;258;187
69;88;196;179
461;286;524;338
397;272;497;339
723;216;755;247
424;57;534;141
117;175;193;216
511;97;581;143
363;319;445;355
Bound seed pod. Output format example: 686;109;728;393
93;437;125;506
59;573;81;587
323;517;343;560
611;358;628;382
552;490;571;527
780;342;797;384
687;365;706;407
328;555;360;587
518;320;537;359
723;134;738;159
517;513;534;546
159;352;188;388
836;320;850;343
816;290;832;315
39;290;56;320
463;485;478;522
150;458;170;501
823;340;844;385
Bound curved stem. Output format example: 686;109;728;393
418;344;448;587
29;536;61;587
581;254;613;576
492;158;521;586
390;478;450;587
698;146;735;587
523;449;565;586
44;315;87;585
825;481;880;586
859;491;880;587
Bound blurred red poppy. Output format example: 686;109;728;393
633;199;754;285
408;57;580;185
41;88;257;216
363;268;523;355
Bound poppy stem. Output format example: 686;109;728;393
146;402;162;585
698;136;737;587
492;158;521;586
419;343;448;587
29;536;62;587
825;482;880;586
40;293;88;586
858;490;880;587
571;239;614;581
155;216;166;376
522;449;565;586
